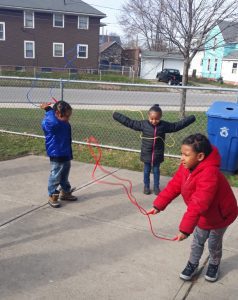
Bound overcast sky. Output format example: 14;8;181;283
83;0;125;36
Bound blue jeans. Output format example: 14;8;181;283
143;162;160;189
48;160;71;196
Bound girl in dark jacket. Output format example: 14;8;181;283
41;101;77;208
113;105;195;195
149;134;237;282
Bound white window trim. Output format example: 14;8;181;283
0;22;5;41
53;13;64;28
77;44;88;59
24;40;35;59
232;62;237;74
24;11;35;28
53;43;64;57
77;16;89;30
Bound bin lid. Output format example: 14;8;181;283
206;101;238;119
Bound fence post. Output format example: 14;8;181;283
60;78;64;101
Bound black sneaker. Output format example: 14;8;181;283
205;264;219;282
154;187;161;195
180;261;198;281
143;186;151;195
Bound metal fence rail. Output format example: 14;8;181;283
1;76;238;157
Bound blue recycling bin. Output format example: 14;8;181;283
206;101;238;173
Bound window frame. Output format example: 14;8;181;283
24;40;35;59
24;11;35;28
77;44;88;59
77;16;89;30
53;42;64;57
53;13;64;28
232;62;237;74
214;59;218;72
0;22;5;41
207;59;211;71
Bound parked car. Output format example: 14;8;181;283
156;68;182;85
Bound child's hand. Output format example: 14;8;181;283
147;208;159;215
176;232;188;241
40;102;52;109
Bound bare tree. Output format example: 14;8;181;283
119;0;167;51
119;0;238;117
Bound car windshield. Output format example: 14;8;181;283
167;69;179;74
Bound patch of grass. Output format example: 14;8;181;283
0;108;206;156
189;77;238;88
1;133;238;187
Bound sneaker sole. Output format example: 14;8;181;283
59;197;78;201
179;268;198;281
205;273;219;282
48;201;61;208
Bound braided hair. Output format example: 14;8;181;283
182;134;212;157
53;101;72;117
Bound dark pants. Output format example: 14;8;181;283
143;162;160;189
48;160;71;195
189;226;227;266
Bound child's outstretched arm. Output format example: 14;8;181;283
40;102;52;111
152;164;183;211
163;115;196;133
113;112;144;131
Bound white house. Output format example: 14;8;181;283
188;51;204;77
140;51;184;80
140;50;205;80
221;50;238;84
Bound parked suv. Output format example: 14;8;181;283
156;68;182;85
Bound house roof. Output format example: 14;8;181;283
99;35;122;46
218;21;238;43
141;51;183;60
223;50;238;60
0;0;106;17
99;41;122;53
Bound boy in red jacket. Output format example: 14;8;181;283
149;134;237;282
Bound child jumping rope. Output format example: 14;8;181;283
113;105;195;195
149;134;237;282
41;101;77;208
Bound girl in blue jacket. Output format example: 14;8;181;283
41;101;77;208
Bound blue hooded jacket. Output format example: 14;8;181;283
41;109;73;160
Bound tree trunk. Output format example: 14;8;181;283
180;59;190;118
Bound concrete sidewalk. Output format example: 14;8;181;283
0;156;237;300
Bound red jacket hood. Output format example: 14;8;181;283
191;146;221;175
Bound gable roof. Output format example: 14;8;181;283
141;51;183;60
0;0;106;17
99;41;123;53
218;21;238;43
223;50;238;60
99;35;122;46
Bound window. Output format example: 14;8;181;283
214;59;218;72
0;22;5;40
53;43;64;57
232;63;237;74
78;16;89;30
53;13;64;28
207;59;211;71
24;41;35;59
24;11;34;28
77;44;88;58
213;37;217;51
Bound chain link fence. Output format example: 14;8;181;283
1;76;238;157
